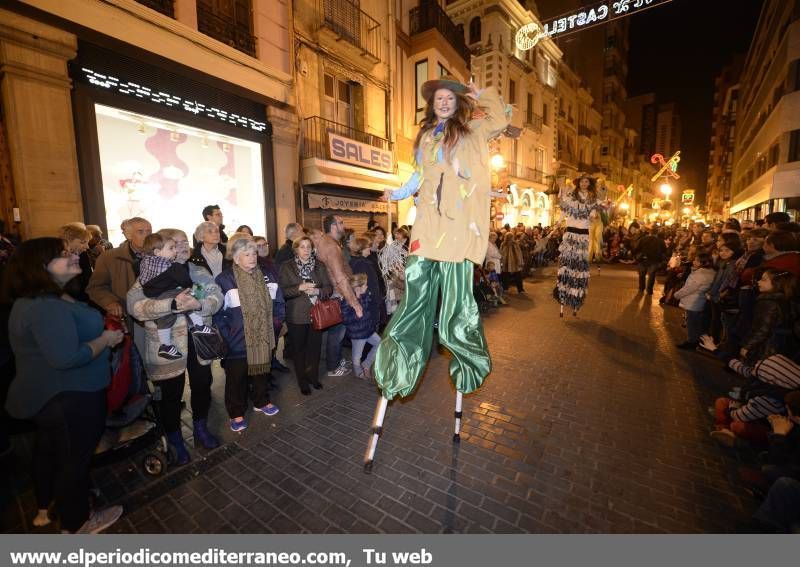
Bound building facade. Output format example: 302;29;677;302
0;0;295;245
730;0;800;221
293;0;401;233
706;58;743;222
654;102;681;159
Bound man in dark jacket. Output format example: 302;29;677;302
635;228;667;294
275;222;303;267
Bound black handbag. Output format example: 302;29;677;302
191;324;228;362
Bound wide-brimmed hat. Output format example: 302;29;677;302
421;75;469;101
572;174;596;189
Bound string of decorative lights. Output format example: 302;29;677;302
79;67;268;133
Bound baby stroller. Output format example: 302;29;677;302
94;315;170;477
473;265;499;313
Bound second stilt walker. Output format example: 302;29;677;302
553;175;609;317
364;76;510;472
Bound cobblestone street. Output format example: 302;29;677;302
5;265;758;533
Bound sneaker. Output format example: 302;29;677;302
253;404;280;416
362;364;372;380
710;428;737;448
158;344;182;360
75;505;123;534
229;418;248;432
327;363;348;377
191;325;214;335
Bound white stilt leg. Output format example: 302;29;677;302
453;391;463;443
559;304;564;318
363;396;389;473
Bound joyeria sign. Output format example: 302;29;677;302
515;0;672;50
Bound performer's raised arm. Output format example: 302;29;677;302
468;82;511;141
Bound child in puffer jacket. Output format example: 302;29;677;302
340;273;380;379
674;252;716;349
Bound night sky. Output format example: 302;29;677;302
627;0;765;201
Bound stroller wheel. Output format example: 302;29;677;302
143;452;167;476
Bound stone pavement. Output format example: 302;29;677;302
4;265;758;533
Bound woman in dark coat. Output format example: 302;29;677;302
278;236;333;395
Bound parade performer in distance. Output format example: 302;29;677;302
364;76;511;472
553;174;609;317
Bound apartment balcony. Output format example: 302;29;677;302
409;0;470;65
134;0;174;17
604;61;626;80
578;162;602;174
302;116;393;160
317;0;381;71
557;150;577;168
300;115;400;190
197;0;256;57
507;162;545;185
578;125;594;138
524;113;543;133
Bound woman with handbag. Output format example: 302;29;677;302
278;236;333;395
214;239;279;432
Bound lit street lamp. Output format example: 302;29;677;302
490;153;505;170
660;183;673;197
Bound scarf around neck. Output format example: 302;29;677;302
295;254;316;281
232;264;274;376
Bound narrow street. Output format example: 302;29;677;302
6;265;758;533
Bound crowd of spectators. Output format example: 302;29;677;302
619;211;800;532
1;203;799;533
0;206;408;534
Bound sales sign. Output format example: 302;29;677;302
515;0;672;50
681;191;695;205
327;132;394;174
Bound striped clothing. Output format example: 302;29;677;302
728;355;800;422
729;355;800;389
731;395;785;422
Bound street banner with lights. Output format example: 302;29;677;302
681;190;695;205
515;0;673;50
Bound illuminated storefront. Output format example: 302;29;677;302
493;185;551;228
71;43;277;245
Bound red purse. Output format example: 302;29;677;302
310;299;343;330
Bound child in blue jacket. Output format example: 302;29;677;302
341;273;381;379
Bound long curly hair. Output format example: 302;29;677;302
413;90;475;163
570;175;598;202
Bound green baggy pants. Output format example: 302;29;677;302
373;255;491;400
